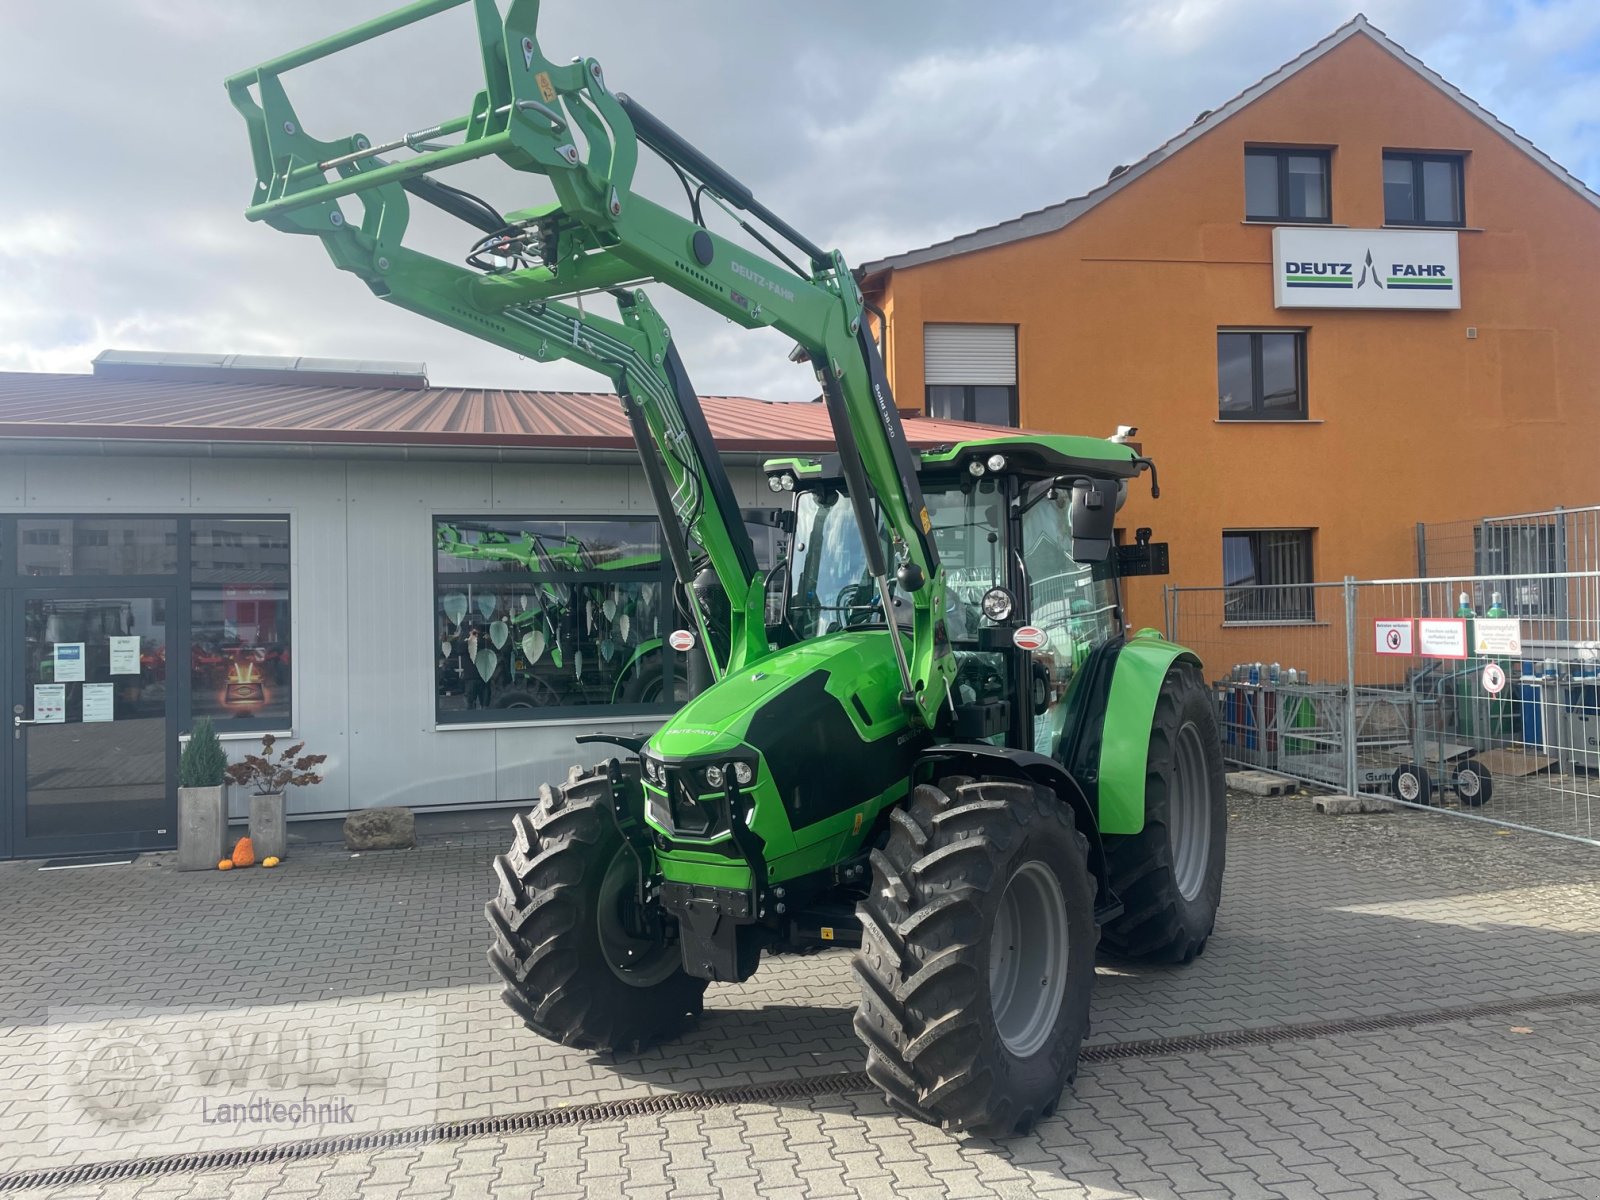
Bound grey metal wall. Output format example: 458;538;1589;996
0;452;770;823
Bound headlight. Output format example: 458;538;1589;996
766;475;784;493
779;473;796;492
733;761;754;785
981;586;1015;622
704;764;725;788
967;459;986;477
986;453;1007;472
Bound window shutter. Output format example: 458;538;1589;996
924;325;1016;386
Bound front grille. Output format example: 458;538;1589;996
644;770;729;839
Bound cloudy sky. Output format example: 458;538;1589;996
3;1;1598;400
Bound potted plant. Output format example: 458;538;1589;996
224;734;327;862
176;718;230;872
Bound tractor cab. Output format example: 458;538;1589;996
764;434;1165;762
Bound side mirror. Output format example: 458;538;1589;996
1069;479;1117;563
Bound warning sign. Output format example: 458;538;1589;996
1482;662;1507;695
1417;618;1468;659
1375;620;1414;656
1473;617;1522;657
668;629;696;652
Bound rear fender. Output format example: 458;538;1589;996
917;744;1120;920
1096;628;1201;835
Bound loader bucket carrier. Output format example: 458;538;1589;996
228;0;1227;1138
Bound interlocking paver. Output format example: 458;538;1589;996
7;796;1600;1198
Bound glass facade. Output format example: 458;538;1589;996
190;519;292;726
17;518;178;577
434;517;676;721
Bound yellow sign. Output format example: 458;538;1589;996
852;812;863;835
535;71;557;103
820;927;834;941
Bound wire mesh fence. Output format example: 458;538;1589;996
1167;573;1600;846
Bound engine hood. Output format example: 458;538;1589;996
647;629;912;760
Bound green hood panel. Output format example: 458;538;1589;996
646;628;927;878
649;629;909;757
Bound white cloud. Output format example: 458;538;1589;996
1;0;1596;399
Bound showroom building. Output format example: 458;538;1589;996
859;15;1600;646
0;352;995;860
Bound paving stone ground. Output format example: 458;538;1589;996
2;793;1598;1198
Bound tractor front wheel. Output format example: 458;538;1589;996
1101;663;1227;964
485;764;706;1052
852;774;1097;1137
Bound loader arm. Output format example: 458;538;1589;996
225;0;953;726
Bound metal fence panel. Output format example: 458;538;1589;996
1167;572;1600;846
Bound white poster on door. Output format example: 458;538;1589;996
109;636;141;675
82;683;114;723
33;684;66;724
53;642;86;683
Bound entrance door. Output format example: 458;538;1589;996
10;590;176;858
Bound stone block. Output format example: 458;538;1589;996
1311;794;1395;815
343;806;416;851
1227;770;1299;797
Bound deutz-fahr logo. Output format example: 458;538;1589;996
1285;249;1453;292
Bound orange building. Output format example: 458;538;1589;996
859;16;1600;644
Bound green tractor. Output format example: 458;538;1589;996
228;0;1226;1137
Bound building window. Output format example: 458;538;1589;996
1224;530;1315;624
1244;148;1330;222
434;517;677;723
1383;152;1464;227
1217;330;1306;420
924;324;1018;426
927;385;1017;426
190;519;292;728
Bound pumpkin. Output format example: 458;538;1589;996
262;856;280;868
217;859;234;871
231;837;255;868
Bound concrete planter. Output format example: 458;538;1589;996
177;786;227;871
248;792;287;861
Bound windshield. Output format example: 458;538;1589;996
785;483;1006;642
786;490;885;639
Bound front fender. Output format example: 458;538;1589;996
1096;628;1201;835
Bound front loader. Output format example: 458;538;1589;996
227;0;1227;1137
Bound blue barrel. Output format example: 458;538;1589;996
1519;659;1543;748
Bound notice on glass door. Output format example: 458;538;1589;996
82;683;114;723
33;684;66;724
53;642;86;683
109;636;141;675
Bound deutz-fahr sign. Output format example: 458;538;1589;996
1272;227;1460;310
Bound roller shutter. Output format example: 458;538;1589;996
923;324;1017;386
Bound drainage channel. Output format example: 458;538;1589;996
6;988;1598;1193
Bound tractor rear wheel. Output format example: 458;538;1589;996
852;774;1097;1137
485;764;706;1052
1100;664;1227;964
